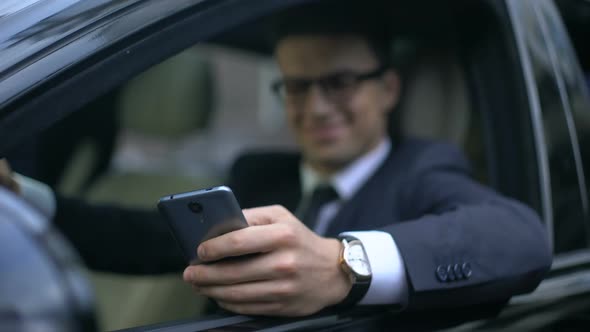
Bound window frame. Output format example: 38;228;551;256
536;0;590;251
506;0;590;259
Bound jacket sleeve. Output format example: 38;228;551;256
54;195;185;274
382;142;552;310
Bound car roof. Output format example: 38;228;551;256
0;0;317;111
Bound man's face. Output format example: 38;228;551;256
275;35;399;174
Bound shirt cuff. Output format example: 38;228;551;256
13;173;56;219
340;230;408;306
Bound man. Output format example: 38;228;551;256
180;2;552;316
1;0;551;321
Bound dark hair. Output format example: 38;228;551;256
270;0;393;67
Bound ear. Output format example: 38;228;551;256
380;69;401;114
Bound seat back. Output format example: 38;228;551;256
397;48;470;146
395;46;488;183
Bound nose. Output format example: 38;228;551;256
302;84;334;116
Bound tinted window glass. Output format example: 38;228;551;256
544;0;590;191
520;0;589;253
555;0;590;237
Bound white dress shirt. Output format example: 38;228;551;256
299;138;408;306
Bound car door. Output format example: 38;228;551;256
1;0;588;331
449;0;590;330
507;0;590;270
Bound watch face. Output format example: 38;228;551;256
345;242;371;277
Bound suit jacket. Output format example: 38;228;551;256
228;138;552;310
53;138;551;311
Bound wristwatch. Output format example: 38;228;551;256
338;236;372;307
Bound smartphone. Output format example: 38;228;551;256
157;185;248;264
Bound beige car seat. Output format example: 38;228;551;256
399;50;470;145
397;47;488;183
59;47;219;331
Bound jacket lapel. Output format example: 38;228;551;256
324;142;414;236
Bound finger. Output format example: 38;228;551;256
184;256;269;286
0;161;19;194
217;300;286;316
184;251;296;286
198;223;295;262
0;176;13;187
242;205;291;226
198;280;294;304
0;159;12;173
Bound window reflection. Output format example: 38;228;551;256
523;0;589;253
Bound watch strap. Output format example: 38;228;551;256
337;275;370;308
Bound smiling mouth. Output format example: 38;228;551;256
307;125;346;142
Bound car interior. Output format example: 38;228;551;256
3;0;589;330
37;16;486;332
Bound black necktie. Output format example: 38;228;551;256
299;184;339;230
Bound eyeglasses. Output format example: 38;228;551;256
271;66;388;104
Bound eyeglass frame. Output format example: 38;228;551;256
270;65;390;104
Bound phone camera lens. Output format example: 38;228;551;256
188;201;203;213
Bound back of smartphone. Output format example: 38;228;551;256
157;186;248;264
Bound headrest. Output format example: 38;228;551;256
118;47;214;139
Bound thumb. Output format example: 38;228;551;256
0;158;13;174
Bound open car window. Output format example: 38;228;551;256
1;2;528;329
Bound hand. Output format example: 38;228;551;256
0;159;20;194
183;205;352;316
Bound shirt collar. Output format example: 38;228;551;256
300;137;392;200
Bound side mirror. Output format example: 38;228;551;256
0;188;96;332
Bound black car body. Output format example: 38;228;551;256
1;0;589;331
